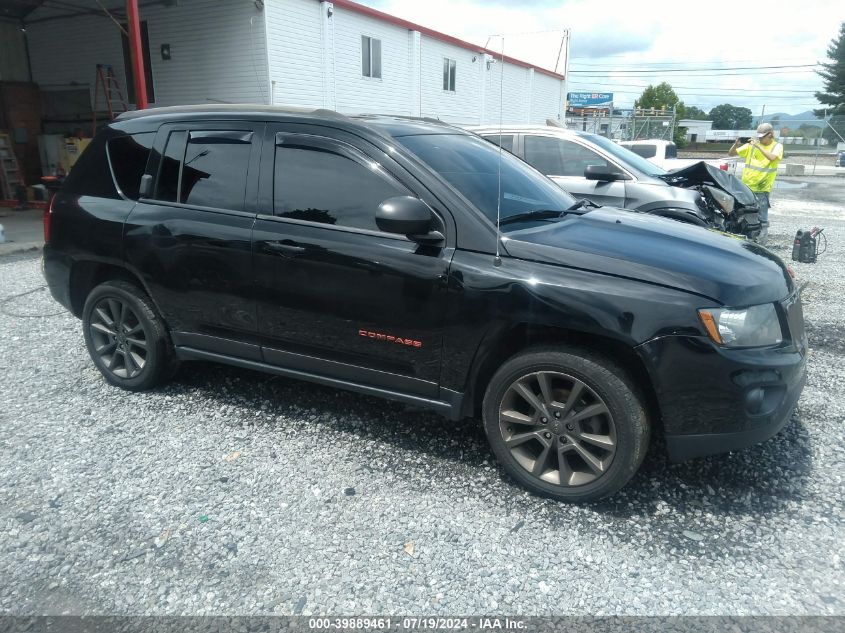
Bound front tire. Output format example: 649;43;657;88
482;347;649;502
82;280;175;391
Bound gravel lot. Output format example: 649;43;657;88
1;178;843;617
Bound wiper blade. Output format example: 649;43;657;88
498;209;568;227
566;198;601;211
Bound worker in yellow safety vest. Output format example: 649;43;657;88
729;122;783;244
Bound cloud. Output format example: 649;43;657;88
366;0;840;115
569;32;654;58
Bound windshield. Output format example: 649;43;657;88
396;133;578;230
587;134;667;176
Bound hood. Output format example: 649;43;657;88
502;207;793;306
657;161;757;208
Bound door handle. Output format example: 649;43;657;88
262;240;306;256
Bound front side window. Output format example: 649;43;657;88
362;35;382;79
443;58;456;91
396;133;577;230
274;141;406;232
153;129;253;211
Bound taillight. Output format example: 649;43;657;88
719;163;728;171
43;195;54;245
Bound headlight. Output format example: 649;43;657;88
703;185;735;216
698;304;783;347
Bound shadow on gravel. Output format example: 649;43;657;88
805;319;845;355
163;361;814;524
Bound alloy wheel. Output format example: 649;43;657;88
88;297;148;379
499;371;617;487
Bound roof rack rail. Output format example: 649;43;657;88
116;103;350;121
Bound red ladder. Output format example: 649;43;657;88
92;64;128;136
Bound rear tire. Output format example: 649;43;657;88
82;280;175;391
482;347;649;502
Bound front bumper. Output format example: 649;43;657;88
637;296;807;461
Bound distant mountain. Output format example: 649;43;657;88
753;110;823;128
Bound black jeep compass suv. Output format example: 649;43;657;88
43;105;807;501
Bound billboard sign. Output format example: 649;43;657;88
567;92;613;108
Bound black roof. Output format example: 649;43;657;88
115;104;467;139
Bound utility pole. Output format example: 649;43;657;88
126;0;147;109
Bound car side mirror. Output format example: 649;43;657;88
139;174;153;198
376;196;434;236
585;165;630;181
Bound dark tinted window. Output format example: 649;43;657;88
107;133;154;199
523;135;564;175
62;133;120;199
180;130;253;210
153;130;253;211
627;144;657;159
155;130;186;202
397;133;577;228
274;143;405;231
524;136;609;177
481;134;514;154
665;143;678;159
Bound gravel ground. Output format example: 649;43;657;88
1;179;843;617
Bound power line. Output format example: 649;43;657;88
570;59;820;68
570;63;819;73
571;69;819;78
567;82;820;94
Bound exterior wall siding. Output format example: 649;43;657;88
26;0;269;109
530;72;564;125
24;0;563;124
331;5;414;116
419;36;483;125
265;0;325;107
484;61;531;126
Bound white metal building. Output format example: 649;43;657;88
14;0;566;126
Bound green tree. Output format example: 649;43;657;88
683;106;709;120
798;123;822;138
815;22;845;146
815;22;845;118
708;103;753;130
634;82;687;145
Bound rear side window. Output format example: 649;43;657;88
153;129;253;211
61;134;120;199
155;130;185;203
481;134;514;154
525;136;609;177
107;133;154;200
274;141;406;231
523;136;565;175
665;143;678;159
